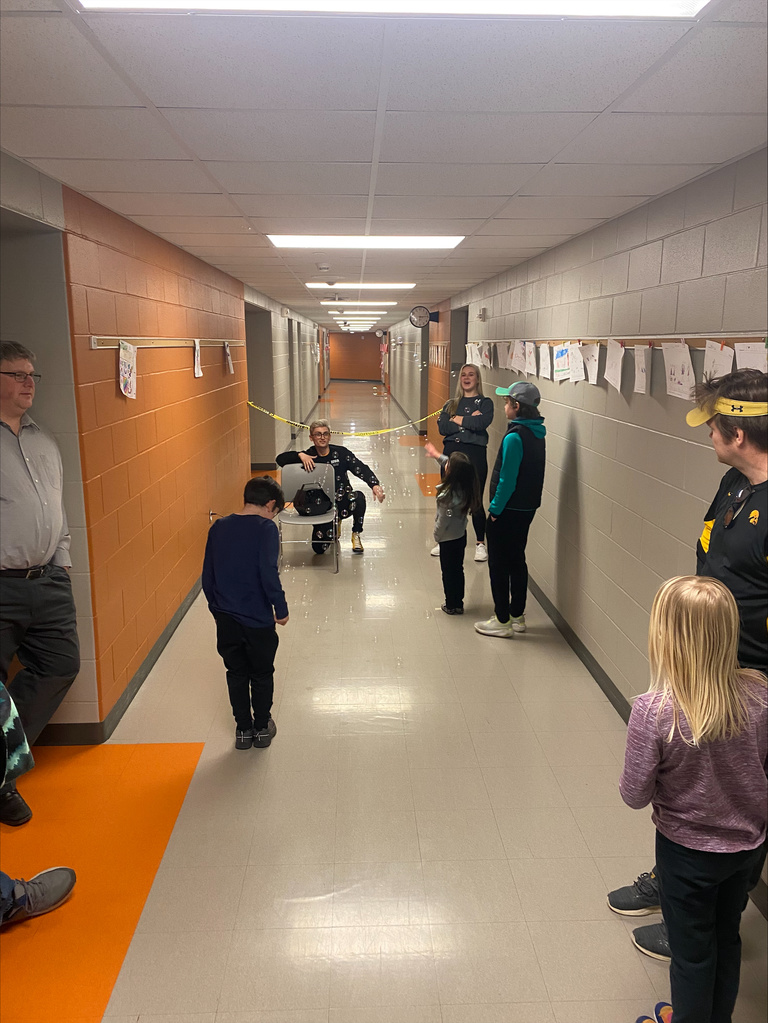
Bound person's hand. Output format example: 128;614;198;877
298;452;315;472
488;515;497;523
424;441;439;459
471;410;482;416
275;614;289;625
450;415;463;425
372;485;385;503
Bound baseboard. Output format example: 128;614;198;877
37;578;203;746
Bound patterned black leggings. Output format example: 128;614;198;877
312;490;366;552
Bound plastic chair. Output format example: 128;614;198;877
277;462;339;573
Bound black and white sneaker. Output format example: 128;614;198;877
253;717;277;748
632;921;671;962
235;729;253;751
607;870;661;916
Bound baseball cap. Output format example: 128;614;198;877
685;397;768;428
495;380;541;406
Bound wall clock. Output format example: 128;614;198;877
409;305;431;328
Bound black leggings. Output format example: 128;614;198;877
312;490;366;552
442;443;488;543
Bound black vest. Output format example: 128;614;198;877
490;422;546;511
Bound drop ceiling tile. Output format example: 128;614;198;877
387;20;687;112
86;192;236;216
0;15;139;106
367;219;485;235
235;195;370;218
161;233;269;247
88;14;385;109
206;162;371;195
381;112;593;163
521;163;713;196
481;218;602;234
497;196;649;219
712;0;766;23
372;196;504;218
1;0;62;9
128;215;255;234
555;113;768;164
376;163;543;196
474;233;572;247
617;26;767;114
27;158;214;192
235;218;368;235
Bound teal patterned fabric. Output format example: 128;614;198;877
1;682;34;788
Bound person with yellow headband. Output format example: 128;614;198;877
607;367;768;967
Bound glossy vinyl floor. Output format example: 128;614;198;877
104;382;768;1023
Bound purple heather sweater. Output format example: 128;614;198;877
620;684;768;853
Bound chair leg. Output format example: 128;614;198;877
278;520;283;571
333;512;340;574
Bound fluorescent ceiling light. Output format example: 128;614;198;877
341;310;388;315
320;300;398;306
81;1;708;16
307;283;415;290
270;235;462;249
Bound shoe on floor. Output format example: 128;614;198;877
312;542;330;555
511;615;526;633
235;728;253;750
0;785;32;826
474;542;488;562
430;544;440;557
654;1003;673;1023
632;921;671;962
351;532;364;554
474;615;514;638
3;867;77;924
441;604;464;615
253;716;277;748
608;870;661;916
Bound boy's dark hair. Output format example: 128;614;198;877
513;400;542;421
243;475;285;511
437;451;482;517
695;369;768;453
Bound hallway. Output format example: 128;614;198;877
100;382;766;1023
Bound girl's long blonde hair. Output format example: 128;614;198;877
648;576;766;746
447;364;484;417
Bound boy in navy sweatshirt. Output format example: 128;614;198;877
202;476;289;750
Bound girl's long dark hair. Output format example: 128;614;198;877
437;451;482;517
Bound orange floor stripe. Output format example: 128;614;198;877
0;743;203;1023
415;471;442;497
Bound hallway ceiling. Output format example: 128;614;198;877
1;0;766;330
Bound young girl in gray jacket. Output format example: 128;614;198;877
425;442;481;615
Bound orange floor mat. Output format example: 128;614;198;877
415;471;442;497
0;743;203;1023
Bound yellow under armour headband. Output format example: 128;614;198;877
686;398;768;428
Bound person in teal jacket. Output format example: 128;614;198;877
475;380;546;638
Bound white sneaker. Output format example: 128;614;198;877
474;543;488;562
430;544;440;557
474;615;514;638
511;615;526;633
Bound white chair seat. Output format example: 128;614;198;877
276;462;339;573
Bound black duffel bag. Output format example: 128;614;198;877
293;483;333;516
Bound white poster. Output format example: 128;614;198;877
703;339;734;380
118;340;137;399
569;343;586;383
525;341;537;377
194;338;203;377
734;341;768;373
604;338;624;392
553;342;571;382
480;343;493;370
466;343;483;368
224;342;235;374
582;344;600;385
634;345;652;395
539;342;552;380
498;341;514;371
511;340;526;374
662;341;695;400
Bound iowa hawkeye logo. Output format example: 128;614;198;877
749;509;759;526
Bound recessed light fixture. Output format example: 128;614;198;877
81;1;708;17
270;235;463;249
307;283;415;290
320;301;398;306
341;311;388;315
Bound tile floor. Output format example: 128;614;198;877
104;383;767;1023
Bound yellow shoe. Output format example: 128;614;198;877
351;532;364;554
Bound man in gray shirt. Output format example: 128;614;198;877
0;340;80;825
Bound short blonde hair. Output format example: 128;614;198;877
648;576;766;745
308;419;331;436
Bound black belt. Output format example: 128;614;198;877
0;565;49;579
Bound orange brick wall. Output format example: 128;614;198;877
427;300;452;448
62;190;248;721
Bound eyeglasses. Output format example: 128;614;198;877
311;431;331;439
723;484;753;528
0;371;41;383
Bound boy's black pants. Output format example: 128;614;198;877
656;830;765;1023
214;613;278;731
486;508;536;622
312;490;366;552
439;533;466;610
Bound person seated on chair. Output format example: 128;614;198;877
276;419;385;555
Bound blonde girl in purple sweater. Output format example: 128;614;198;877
620;576;767;1023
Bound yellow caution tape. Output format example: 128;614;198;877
247;400;441;437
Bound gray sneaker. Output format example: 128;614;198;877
607;870;661;915
632;921;671;962
253;717;277;748
3;867;77;924
235;728;253;751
